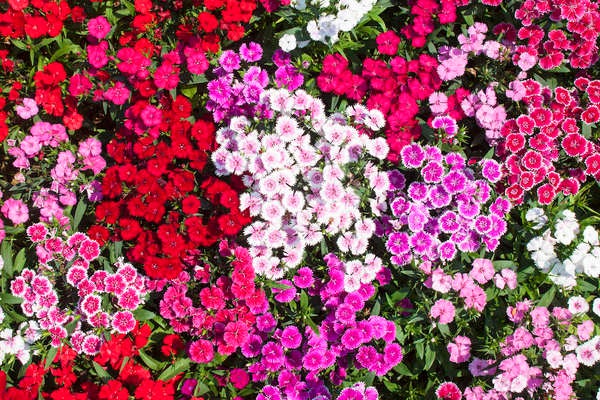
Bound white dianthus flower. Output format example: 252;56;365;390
568;295;589;314
561;209;577;222
291;0;306;9
583;225;599;245
554;220;577;245
583;254;600;278
279;33;297;52
592;298;600;317
570;242;591;266
525;207;547;229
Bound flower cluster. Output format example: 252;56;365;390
427;258;517;325
0;1;75;40
279;0;377;48
158;244;271;364
206;44;304;123
463;298;600;399
526;208;600;287
317;45;443;162
379;143;510;267
399;0;465;48
2;0;600;398
213;86;388;282
510;0;600;69
94;109;250;280
6;114;105;226
10;224;150;354
0;323;39;366
0;324;182;400
250;253;402;399
499;78;600;204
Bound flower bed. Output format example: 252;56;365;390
1;0;600;399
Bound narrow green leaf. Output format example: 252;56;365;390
139;349;165;371
119;356;130;373
196;382;210;396
0;293;23;304
538;285;556;307
10;39;28;51
72;199;87;231
300;290;308;310
437;323;450;337
304;316;319;335
424;346;436;370
393;362;415;376
158;357;190;380
92;361;111;381
13;248;26;275
44;346;58;369
1;240;13;277
371;299;380;316
415;340;425;359
181;86;197;99
133;309;157;321
492;260;515;269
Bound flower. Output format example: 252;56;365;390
279;34;297;52
436;382;462;400
430;299;456;324
447;336;471;363
1;198;29;225
87;16;111;40
15;98;39;119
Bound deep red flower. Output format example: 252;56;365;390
99;380;129;400
161;334;185;357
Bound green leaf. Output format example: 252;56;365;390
10;39;28;51
415;340;425;359
492;260;515;269
181;85;197;99
119;356;130;373
582;123;592;139
133;309;156;321
72;198;87;231
44;346;58;369
371;299;380;316
1;240;13;277
0;293;23;304
158;357;190;380
109;241;123;264
92;361;111;381
196;382;210;396
139;349;165;371
320;237;328;256
50;42;81;62
13;248;26;275
300;290;308;310
304;316;319;334
538;285;556;307
437;323;451;337
424;346;436;370
463;13;474;26
393;362;415;376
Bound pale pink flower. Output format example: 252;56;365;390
15;98;39;119
447;335;471;363
430;299;456;324
470;258;495;284
1;198;29;225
